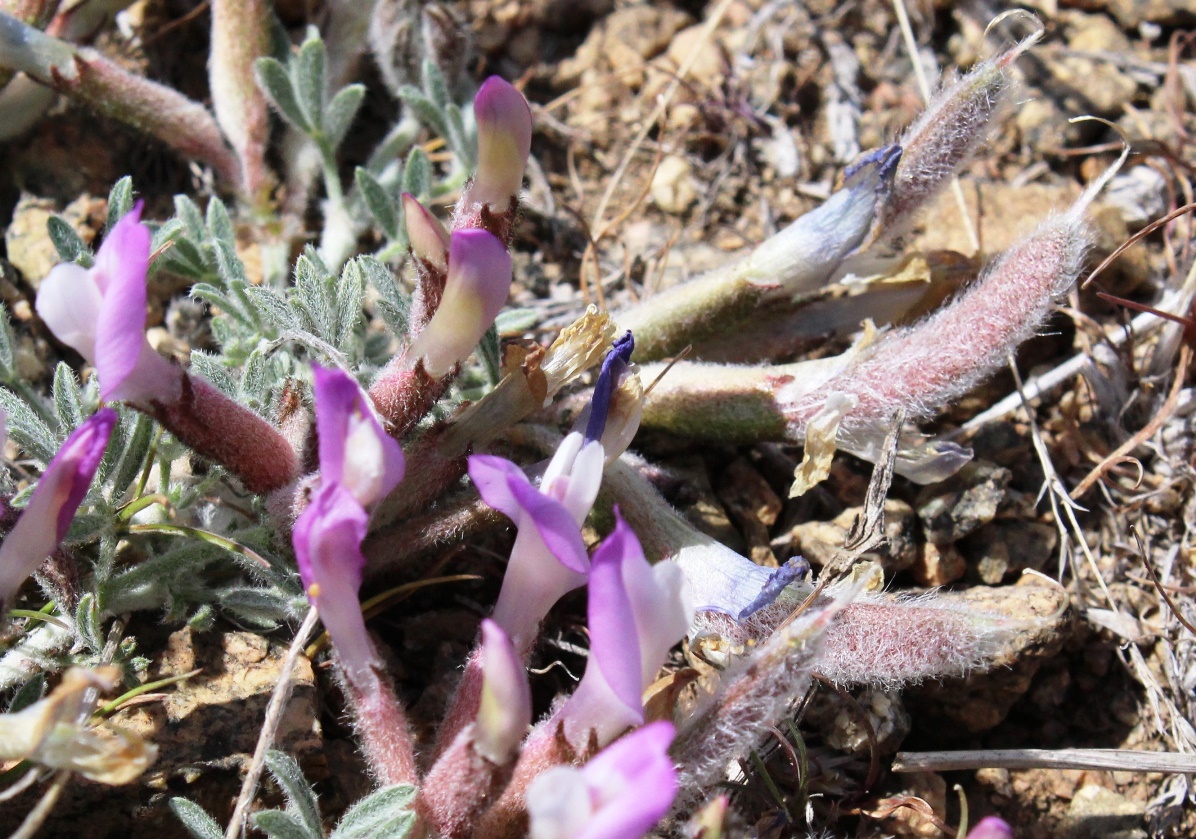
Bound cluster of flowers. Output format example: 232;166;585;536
0;30;1097;832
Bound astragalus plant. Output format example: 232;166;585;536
0;3;1087;837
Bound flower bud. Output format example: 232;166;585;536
476;619;531;765
410;229;512;378
468;76;532;211
0;408;115;610
403;192;451;271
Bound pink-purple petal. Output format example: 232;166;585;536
586;527;645;716
470;454;589;574
312;364;404;506
966;817;1014;839
293;483;378;686
578;721;678;839
0;409;116;608
93;204;151;403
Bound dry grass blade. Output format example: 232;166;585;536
893;748;1196;773
224;607;320;839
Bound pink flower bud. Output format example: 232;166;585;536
476;619;531;765
0;408;115;609
468;76;532;211
410;229;512;378
402;193;451;271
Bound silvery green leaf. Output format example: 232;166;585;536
205;197;236;250
51;362;83;433
291;252;336;340
191;282;249;326
479;323;501;385
331;785;418;839
252;811;315;839
397;86;446;137
218;587;293;628
188;351;236;399
7;672;45;713
0;303;15;382
105;176;134;234
110;412;154;496
161;235;210;280
169;798;224;839
421;58;448;109
175;195;206;240
0;387;57;462
444;102;474;168
335;258;366;345
245;286;299;335
211;238;248;287
400;147;432;200
46;215;90;264
325;84;365;150
187;604;216;631
357;256;408;336
240;349;271;410
149;218;184;273
355;167;399;240
75;593;103;652
265;750;323;836
255;56;309;132
294;32;327;135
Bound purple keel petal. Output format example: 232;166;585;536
93;204;151;403
0;409;116;608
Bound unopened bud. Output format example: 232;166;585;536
476;619;531;765
411;229;512;378
403;193;451;271
468;76;532;211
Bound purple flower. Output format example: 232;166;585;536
402;194;451;271
293;482;377;687
469;431;603;651
468;76;533;211
36;204;182;404
0;408;116;609
312;364;404;507
525;720;678;839
294;366;405;688
410;229;512;378
966;817;1014;839
475;619;531;764
556;511;692;748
